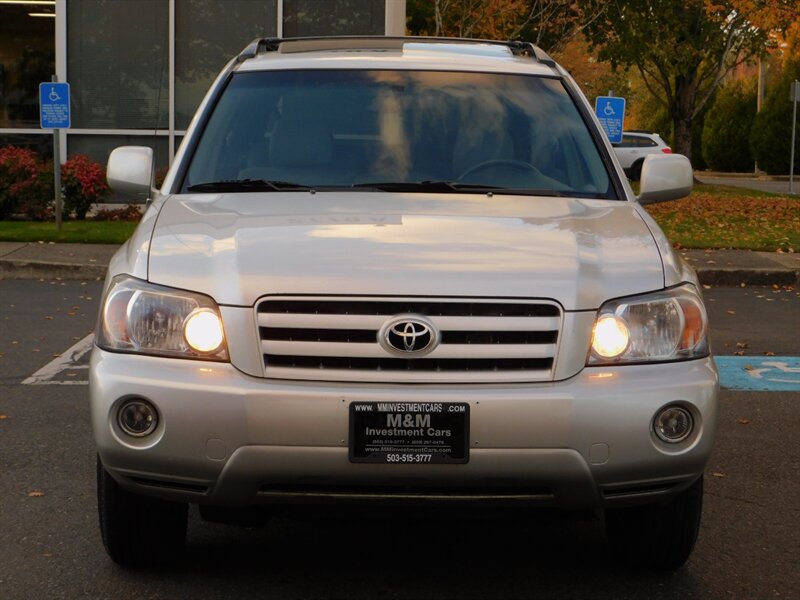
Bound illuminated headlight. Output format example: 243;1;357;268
588;284;708;365
97;275;228;361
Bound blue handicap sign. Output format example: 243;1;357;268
39;82;71;129
714;356;800;392
594;96;625;144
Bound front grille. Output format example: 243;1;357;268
256;296;562;383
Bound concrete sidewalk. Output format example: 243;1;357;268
1;241;798;286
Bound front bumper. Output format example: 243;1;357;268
90;349;718;510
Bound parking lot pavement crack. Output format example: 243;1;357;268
0;242;29;259
705;491;768;509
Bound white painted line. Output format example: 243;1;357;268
22;333;94;385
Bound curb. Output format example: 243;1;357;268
0;260;106;281
694;268;799;287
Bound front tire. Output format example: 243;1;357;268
605;476;704;570
97;457;188;567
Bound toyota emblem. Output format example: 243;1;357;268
379;316;439;357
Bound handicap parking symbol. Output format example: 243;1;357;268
714;356;800;392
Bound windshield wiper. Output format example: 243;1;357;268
186;179;312;193
352;181;567;196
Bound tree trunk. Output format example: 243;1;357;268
673;117;693;163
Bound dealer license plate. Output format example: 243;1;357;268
349;402;469;464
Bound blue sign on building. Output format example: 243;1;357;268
594;96;625;144
39;82;71;129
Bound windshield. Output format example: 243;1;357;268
184;69;614;198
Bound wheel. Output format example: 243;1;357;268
629;159;644;181
457;158;541;181
605;476;704;570
96;457;188;567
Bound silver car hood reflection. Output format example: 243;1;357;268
147;192;665;311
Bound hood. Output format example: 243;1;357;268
147;192;665;311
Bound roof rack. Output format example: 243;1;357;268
236;36;556;67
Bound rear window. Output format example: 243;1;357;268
185;69;615;198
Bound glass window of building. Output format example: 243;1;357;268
68;0;168;129
282;0;385;37
0;4;55;129
175;0;278;130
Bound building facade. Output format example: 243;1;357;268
0;0;405;169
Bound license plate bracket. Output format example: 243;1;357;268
349;402;469;464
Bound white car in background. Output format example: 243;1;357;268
613;131;672;180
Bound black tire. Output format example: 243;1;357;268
605;476;704;570
629;159;644;181
97;457;188;567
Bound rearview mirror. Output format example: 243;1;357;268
107;146;154;200
637;154;693;205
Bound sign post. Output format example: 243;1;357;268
594;95;626;144
790;81;799;195
39;77;71;231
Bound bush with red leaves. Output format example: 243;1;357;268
0;146;53;219
61;154;110;220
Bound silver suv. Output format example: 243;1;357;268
92;37;718;570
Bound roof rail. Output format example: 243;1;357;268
236;36;557;67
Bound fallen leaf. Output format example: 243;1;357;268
736;342;748;349
772;284;780;290
740;282;746;288
727;310;736;315
764;351;775;356
712;472;726;478
0;415;8;420
734;351;745;356
702;284;711;290
738;418;751;425
27;491;45;497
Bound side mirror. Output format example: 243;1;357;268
637;154;693;205
107;146;154;200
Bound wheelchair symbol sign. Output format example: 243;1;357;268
40;82;71;129
594;96;625;144
714;356;800;391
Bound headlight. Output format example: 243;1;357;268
587;284;708;365
97;275;228;361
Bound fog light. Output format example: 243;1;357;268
654;405;693;443
118;399;158;437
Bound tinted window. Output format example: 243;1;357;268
186;70;614;198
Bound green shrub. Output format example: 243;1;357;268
61;154;110;220
750;58;800;175
702;80;757;172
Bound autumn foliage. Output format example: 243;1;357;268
0;146;53;220
61;154;110;220
645;192;800;252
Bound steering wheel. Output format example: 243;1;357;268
457;159;542;181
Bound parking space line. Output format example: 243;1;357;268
21;333;94;386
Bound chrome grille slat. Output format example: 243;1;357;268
262;340;556;359
255;296;562;383
257;313;561;332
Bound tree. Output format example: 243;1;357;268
750;57;800;174
406;0;606;53
579;0;797;162
702;80;757;172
